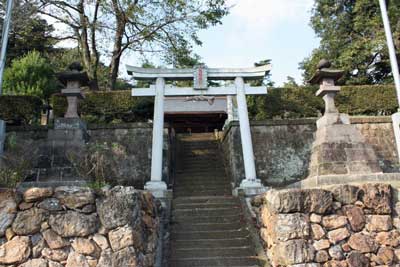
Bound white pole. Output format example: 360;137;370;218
0;0;13;94
235;77;257;181
145;77;167;197
0;0;13;156
379;0;400;162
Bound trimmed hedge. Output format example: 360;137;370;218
0;85;392;125
51;90;154;124
248;85;398;120
0;96;43;125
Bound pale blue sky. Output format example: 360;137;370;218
192;0;320;86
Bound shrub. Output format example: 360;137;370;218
51;90;153;124
0;96;43;125
3;51;59;100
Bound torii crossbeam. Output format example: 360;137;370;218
127;64;271;197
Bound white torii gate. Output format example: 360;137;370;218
127;64;271;197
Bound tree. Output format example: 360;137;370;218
247;59;273;119
0;0;55;63
3;51;58;100
300;0;400;85
283;76;299;88
36;0;229;90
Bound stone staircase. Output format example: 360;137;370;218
169;133;264;267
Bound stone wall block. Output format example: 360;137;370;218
343;205;365;232
327;228;350;244
54;186;95;210
12;208;48;235
360;184;391;215
0;236;30;265
264;189;333;214
331;185;360;205
322;215;348;230
271;239;315;265
23;188;53;202
265;213;310;243
0;191;17;237
49;211;99;237
96;186;140;230
366;215;392;232
347;233;378;253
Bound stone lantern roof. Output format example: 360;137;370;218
56;62;89;87
308;59;344;85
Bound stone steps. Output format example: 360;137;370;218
172;238;253;249
169;134;261;267
173;189;232;198
171;222;243;232
169;256;263;267
171;247;255;259
172;213;243;224
171;229;250;241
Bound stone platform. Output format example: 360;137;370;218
289;172;400;189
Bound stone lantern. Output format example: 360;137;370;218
293;59;383;188
309;59;348;128
57;62;88;119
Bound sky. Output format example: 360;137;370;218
121;0;320;86
192;0;320;86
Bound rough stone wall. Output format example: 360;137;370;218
253;183;400;267
222;117;399;187
4;123;171;188
0;186;160;267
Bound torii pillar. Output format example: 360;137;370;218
128;64;271;197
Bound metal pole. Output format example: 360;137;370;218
0;0;13;94
0;0;13;156
379;0;400;103
378;0;400;162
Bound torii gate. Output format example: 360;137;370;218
127;64;271;197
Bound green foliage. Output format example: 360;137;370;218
2;0;55;63
3;51;59;100
300;0;400;85
248;85;398;120
0;95;43;125
51;91;153;124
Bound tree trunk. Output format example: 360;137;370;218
77;0;99;91
108;0;126;91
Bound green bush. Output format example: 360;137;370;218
0;96;43;125
48;84;399;124
3;51;59;100
249;85;398;120
51;90;154;124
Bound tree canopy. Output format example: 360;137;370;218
0;0;55;64
300;0;400;85
36;0;229;90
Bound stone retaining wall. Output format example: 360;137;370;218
253;183;400;267
0;186;160;267
222;117;398;187
4;123;171;188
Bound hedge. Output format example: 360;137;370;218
0;85;396;126
248;85;398;120
51;90;154;124
0;96;43;125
